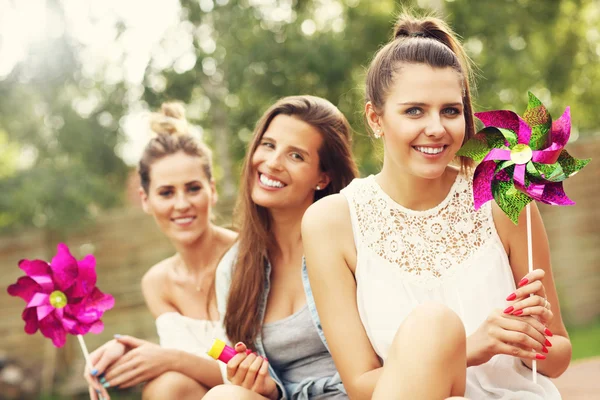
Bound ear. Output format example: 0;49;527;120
316;172;331;191
139;187;151;214
365;101;382;134
210;179;218;206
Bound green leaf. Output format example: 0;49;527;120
458;128;507;162
492;179;533;224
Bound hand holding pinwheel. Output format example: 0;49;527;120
458;92;590;382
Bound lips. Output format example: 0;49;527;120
258;173;287;189
171;216;196;225
413;145;448;155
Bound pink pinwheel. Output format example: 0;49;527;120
7;243;114;347
457;92;589;223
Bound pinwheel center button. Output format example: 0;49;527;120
49;290;68;308
510;144;532;164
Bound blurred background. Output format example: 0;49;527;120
0;0;598;398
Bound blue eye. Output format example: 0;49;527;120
159;190;173;197
405;107;423;116
261;141;275;149
442;107;461;116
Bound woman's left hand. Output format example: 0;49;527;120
99;336;172;389
504;269;554;327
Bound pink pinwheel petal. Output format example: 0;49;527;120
29;274;54;292
61;316;79;334
483;148;512;162
524;182;545;199
550;107;571;148
50;243;78;292
38;313;67;347
18;259;51;277
532;147;562;164
538;182;575;206
75;308;102;324
27;292;49;308
22;308;39;334
54;307;64;320
37;305;55;321
85;288;115;313
475;110;531;144
89;320;104;334
7;276;43;302
70;254;97;298
473;161;497;209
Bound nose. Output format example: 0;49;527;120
265;151;284;171
174;192;191;211
424;115;446;138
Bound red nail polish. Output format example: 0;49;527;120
512;310;523;316
544;328;553;337
518;278;529;287
535;354;546;360
503;306;514;314
506;293;517;301
542;346;548;353
545;339;552;347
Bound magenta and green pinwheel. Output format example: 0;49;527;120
457;92;590;223
7;243;114;347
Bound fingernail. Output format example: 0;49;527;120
103;382;111;388
99;377;106;384
535;354;546;360
91;368;98;376
544;328;553;337
545;339;552;347
512;310;523;316
542;346;548;353
114;334;122;338
518;278;529;287
506;293;517;301
503;306;514;314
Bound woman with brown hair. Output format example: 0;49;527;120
84;102;237;400
204;95;358;400
302;12;568;400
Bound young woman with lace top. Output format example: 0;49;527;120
302;13;570;400
84;102;237;400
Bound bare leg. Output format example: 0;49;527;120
373;302;468;400
203;385;270;400
142;371;210;400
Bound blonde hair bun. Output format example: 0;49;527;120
149;102;188;136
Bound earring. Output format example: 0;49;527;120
374;129;382;139
316;185;321;191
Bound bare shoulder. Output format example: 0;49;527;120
217;226;238;244
141;255;176;293
302;193;352;234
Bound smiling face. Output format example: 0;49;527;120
140;152;216;246
250;114;330;212
367;63;466;180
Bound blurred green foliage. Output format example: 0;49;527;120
0;0;598;234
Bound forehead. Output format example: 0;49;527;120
149;152;209;187
262;114;323;150
388;64;463;104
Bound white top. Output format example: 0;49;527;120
342;173;561;399
156;312;225;358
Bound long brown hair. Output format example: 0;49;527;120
224;95;358;347
138;102;213;193
365;12;476;170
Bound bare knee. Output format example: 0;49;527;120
143;371;206;400
392;303;465;353
204;385;258;400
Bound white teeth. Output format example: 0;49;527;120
174;217;194;224
260;174;285;188
415;146;444;155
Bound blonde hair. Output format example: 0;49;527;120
138;102;213;193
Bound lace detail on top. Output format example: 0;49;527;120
345;173;496;285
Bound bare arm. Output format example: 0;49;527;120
494;202;572;377
302;195;383;399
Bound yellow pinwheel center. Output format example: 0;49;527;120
510;144;533;164
49;290;68;308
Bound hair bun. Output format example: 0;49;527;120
394;18;431;40
149;102;188;136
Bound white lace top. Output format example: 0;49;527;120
342;173;561;399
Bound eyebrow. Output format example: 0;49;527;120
397;102;463;107
262;136;311;157
156;181;202;190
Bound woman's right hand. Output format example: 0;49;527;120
467;309;551;367
227;342;279;400
83;339;128;400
